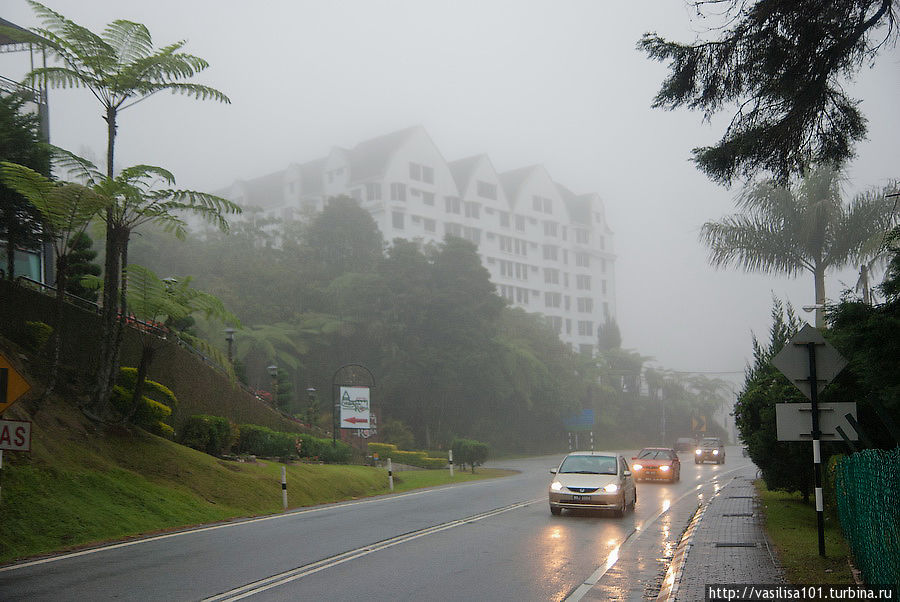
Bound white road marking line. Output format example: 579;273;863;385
564;464;751;601
203;498;544;601
0;479;499;573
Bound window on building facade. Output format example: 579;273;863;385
577;320;594;336
463;227;481;245
577;297;594;313
544;268;559;284
366;182;382;201
390;183;407;201
498;284;514;302
563;272;569;288
515;215;526;231
601;279;607;294
477;180;497;200
499;235;512;253
575;252;590;267
515;287;529;304
499;211;510;228
549;316;563;333
422;191;435;205
566;319;572;334
543;221;558;237
409;162;421;181
464;202;480;219
424;218;436;232
576;274;591;290
532;196;542;211
514;262;528;280
543;245;558;261
445;196;461;214
575;228;590;244
564;295;571;310
445;222;462;237
392;211;404;229
545;292;562;308
513;238;527;256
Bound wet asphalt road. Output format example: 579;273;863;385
0;447;752;601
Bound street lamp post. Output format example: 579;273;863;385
223;328;236;364
267;364;278;407
306;386;317;425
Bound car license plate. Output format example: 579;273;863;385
571;495;588;501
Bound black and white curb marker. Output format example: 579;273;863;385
449;449;454;477
387;458;394;491
281;466;288;511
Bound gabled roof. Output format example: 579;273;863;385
347;126;420;184
498;165;539;208
296;157;327;196
447;154;484;194
555;183;593;224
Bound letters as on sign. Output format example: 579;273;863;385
0;419;32;452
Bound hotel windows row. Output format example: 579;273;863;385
409;162;435;184
499;259;530;281
532;195;553;214
498;284;531;304
498;235;528;256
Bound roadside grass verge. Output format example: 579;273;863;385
755;481;855;584
0;396;509;565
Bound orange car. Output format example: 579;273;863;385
631;447;681;482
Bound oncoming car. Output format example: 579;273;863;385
631;447;680;482
695;437;726;464
548;452;636;517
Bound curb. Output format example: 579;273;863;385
656;499;707;602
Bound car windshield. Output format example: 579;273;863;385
637;449;671;459
558;455;618;475
701;439;720;447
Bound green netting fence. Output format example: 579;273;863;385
834;447;900;587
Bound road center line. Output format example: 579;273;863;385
203;498;544;601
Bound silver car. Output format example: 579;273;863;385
548;452;637;517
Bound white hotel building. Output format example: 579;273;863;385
219;126;616;356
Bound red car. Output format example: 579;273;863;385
631;447;681;482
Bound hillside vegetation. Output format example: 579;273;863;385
0;339;505;565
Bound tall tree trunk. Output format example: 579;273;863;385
43;255;68;403
90;106;120;418
125;342;155;424
105;228;131;398
814;262;826;329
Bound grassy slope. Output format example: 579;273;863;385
0;394;509;564
755;481;855;584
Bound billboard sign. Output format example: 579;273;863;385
339;386;371;429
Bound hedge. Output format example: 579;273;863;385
366;443;447;469
237;424;351;463
180;415;234;456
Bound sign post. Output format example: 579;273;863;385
772;324;848;558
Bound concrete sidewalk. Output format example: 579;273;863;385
658;467;784;601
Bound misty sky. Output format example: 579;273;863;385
3;1;898;390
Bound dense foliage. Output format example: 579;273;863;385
640;0;899;185
130;197;730;454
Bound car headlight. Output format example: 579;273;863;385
660;465;670;471
695;449;702;454
602;483;619;493
632;463;643;471
713;449;719;455
550;481;563;491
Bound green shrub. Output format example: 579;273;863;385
366;443;446;469
451;438;489;472
237;425;352;463
24;321;52;351
379;419;416;450
110;368;177;439
179;415;234;456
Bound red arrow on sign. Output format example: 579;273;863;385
343;416;369;424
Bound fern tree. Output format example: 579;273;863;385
0;161;109;397
121;264;240;424
13;1;231;411
62;154;240;417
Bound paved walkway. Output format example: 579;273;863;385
659;467;784;601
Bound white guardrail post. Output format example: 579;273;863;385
387;457;394;491
449;449;454;477
281;466;287;510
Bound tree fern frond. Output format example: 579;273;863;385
102;20;153;66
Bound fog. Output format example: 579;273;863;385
3;1;898;387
